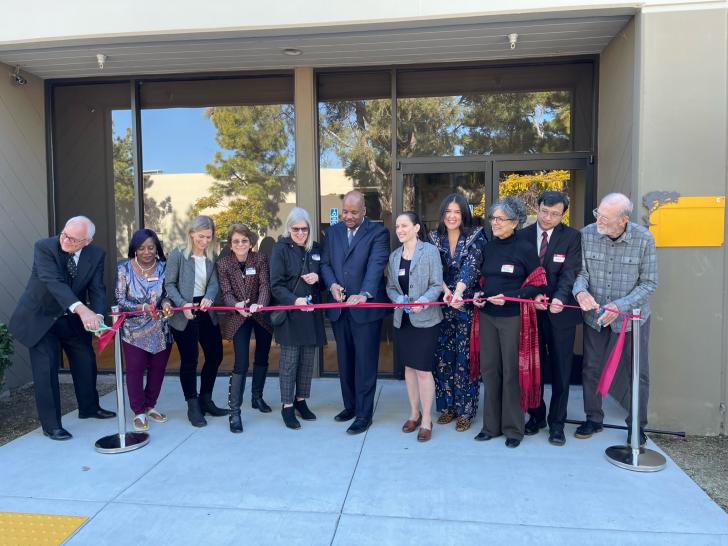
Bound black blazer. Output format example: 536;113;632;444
519;223;582;328
9;236;107;348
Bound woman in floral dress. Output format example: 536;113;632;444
429;194;486;432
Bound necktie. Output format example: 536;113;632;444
67;252;78;280
347;229;353;247
539;231;548;264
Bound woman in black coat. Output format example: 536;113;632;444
270;207;325;430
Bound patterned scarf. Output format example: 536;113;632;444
519;266;547;411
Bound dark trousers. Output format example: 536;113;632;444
582;318;651;427
479;313;523;440
232;319;273;397
331;310;381;420
527;313;577;431
29;315;100;432
122;341;171;415
171;311;223;400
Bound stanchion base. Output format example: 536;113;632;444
605;445;667;472
94;432;150;454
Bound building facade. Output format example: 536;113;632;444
0;0;726;434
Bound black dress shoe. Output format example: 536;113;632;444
627;428;648;447
347;417;371;435
334;409;356;422
524;416;547;436
474;431;493;442
43;428;73;441
574;420;603;439
548;429;566;446
78;408;116;419
505;438;521;448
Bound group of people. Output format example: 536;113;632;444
9;189;657;449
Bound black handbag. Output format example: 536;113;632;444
268;254;307;326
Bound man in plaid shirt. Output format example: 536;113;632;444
572;193;658;446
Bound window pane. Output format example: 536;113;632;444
141;87;295;252
318;93;394;375
397;91;572;157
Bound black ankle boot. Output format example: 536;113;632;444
199;392;229;416
252;394;272;413
281;405;301;430
294;399;316;421
186;398;207;428
228;373;244;433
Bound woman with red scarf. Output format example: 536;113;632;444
473;196;546;448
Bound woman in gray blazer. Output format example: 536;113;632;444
386;212;443;442
164;215;227;427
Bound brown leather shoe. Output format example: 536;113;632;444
417;426;432;442
402;412;422;433
437;410;455;425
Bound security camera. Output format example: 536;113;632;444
9;66;27;86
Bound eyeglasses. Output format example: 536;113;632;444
60;231;87;245
489;216;512;224
538;208;563;219
230;238;250;245
592;208;615;222
290;227;309;233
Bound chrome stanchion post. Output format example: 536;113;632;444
95;306;150;454
605;308;666;472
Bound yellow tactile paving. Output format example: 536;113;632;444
0;512;87;546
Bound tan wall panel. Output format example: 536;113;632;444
637;8;728;434
0;62;47;391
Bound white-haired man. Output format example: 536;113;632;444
10;216;115;440
573;193;658;446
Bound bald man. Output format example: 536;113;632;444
10;216;115;441
321;191;389;434
573;193;658;446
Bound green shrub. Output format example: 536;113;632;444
0;323;14;391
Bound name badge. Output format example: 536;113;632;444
146;276;159;282
553;254;566;263
311;253;321;261
245;267;256;275
501;264;515;274
398;268;406;277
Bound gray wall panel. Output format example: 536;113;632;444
0;61;47;392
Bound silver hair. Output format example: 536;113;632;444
285;207;314;251
489;196;528;229
183;215;217;259
65;216;95;239
601;193;634;218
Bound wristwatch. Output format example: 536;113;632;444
360;291;373;299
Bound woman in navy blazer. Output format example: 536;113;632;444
386;212;443;442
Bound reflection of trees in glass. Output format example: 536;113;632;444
474;170;571;225
319;97;461;216
113;127;172;256
461;91;571;154
190;105;295;236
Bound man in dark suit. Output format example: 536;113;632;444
9;216;115;441
321;190;389;434
520;192;582;446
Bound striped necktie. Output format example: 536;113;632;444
539;231;548;264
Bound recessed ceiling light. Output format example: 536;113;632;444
282;48;302;56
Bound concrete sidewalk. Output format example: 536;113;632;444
0;378;726;545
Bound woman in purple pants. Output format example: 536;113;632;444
115;228;173;431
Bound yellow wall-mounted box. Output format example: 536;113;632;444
649;196;725;247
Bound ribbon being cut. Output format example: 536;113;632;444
96;295;638;401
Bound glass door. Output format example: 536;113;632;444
492;157;594;385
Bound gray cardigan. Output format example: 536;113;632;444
163;247;220;330
386;240;443;328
